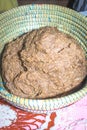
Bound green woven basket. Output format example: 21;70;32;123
0;4;87;113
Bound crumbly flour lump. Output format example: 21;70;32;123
1;27;87;98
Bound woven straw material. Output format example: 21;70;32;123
0;5;87;113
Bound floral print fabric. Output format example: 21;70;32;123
0;95;87;130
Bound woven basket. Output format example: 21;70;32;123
0;5;87;113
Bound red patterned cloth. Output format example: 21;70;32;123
0;95;87;130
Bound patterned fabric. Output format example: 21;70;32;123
0;94;87;130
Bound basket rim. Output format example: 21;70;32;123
0;4;87;21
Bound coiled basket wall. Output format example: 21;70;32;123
0;5;87;113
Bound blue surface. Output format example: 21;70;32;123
80;11;87;16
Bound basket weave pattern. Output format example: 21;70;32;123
0;5;87;113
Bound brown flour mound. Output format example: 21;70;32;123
1;27;87;98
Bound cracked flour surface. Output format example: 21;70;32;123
1;26;87;99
